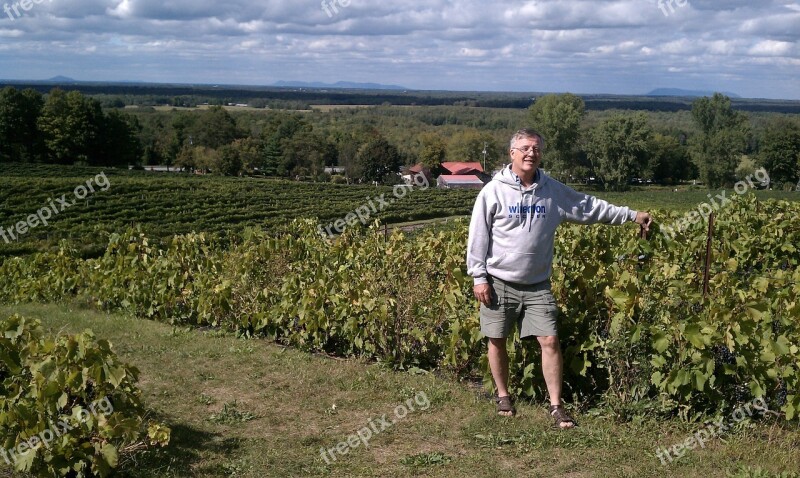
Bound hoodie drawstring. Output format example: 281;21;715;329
519;185;537;232
528;189;536;231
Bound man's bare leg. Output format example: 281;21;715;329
488;337;513;416
538;335;574;428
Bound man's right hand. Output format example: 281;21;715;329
473;283;493;306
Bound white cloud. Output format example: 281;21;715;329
748;40;795;56
107;0;133;19
0;0;797;99
459;48;489;57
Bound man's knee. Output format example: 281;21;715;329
488;337;508;351
537;335;560;351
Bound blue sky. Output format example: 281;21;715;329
1;0;798;99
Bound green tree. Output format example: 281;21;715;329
162;112;194;166
338;141;361;181
586;113;652;191
260;113;312;177
37;89;104;164
262;139;284;176
759;118;800;187
0;87;44;162
735;155;758;180
193;146;220;174
189;106;240;148
280;131;336;180
356;136;401;184
689;93;749;187
648;133;693;185
217;144;244;176
174;144;196;171
331;127;374;182
446;129;499;170
99;110;143;167
416;132;446;171
528;93;586;180
225;138;264;174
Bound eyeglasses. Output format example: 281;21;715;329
512;146;541;155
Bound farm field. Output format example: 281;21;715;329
1;303;799;478
0;164;477;257
1;166;800;477
1;163;798;258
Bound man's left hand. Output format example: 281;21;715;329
635;211;653;232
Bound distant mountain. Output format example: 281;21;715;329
272;80;408;90
46;76;77;82
647;88;741;98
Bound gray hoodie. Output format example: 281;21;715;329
467;165;638;286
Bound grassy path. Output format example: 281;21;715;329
1;304;798;477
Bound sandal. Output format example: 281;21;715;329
496;395;516;417
549;404;576;429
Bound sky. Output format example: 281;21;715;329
0;0;798;100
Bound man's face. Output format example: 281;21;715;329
510;135;542;178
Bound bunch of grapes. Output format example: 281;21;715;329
597;323;610;340
775;381;788;408
736;265;756;283
712;344;736;365
733;384;750;403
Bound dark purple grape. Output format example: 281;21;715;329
734;384;749;403
776;382;788;407
712;345;736;365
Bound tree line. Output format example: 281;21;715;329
1;87;798;189
530;93;800;190
0;87;141;167
7;81;800;113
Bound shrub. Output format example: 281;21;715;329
0;314;170;477
1;194;798;420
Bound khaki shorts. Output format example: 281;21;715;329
479;276;559;339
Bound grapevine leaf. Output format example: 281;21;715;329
653;331;669;353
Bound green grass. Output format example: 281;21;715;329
2;303;799;478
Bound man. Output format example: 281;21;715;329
466;128;652;428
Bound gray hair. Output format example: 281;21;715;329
509;128;545;150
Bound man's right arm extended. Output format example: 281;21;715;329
467;190;494;304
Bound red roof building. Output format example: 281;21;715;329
401;163;433;187
440;162;484;175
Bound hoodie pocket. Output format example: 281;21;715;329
487;252;543;277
